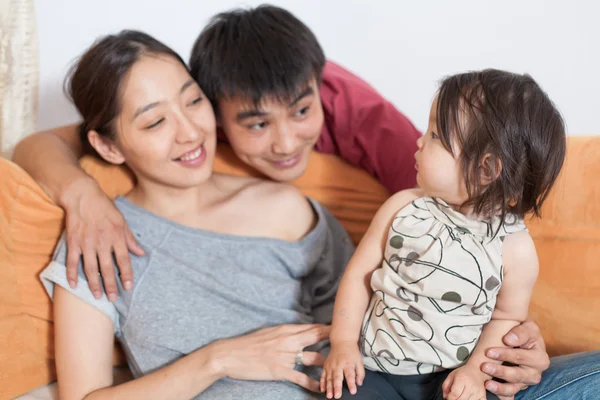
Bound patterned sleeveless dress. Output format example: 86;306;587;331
360;196;526;375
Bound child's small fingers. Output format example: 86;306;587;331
448;382;464;400
319;370;326;393
441;375;452;394
344;366;357;395
356;363;366;386
333;369;345;399
326;375;334;399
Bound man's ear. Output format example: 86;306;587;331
479;153;502;186
87;130;125;165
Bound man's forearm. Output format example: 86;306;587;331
12;127;88;205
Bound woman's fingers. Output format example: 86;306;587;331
279;367;321;393
300;351;326;367
295;324;331;348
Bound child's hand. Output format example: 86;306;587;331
442;364;490;400
320;342;365;399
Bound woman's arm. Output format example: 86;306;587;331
54;286;222;400
55;287;331;399
13;125;143;298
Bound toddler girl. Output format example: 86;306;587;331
321;69;566;400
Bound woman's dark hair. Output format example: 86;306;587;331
65;30;187;155
436;69;566;221
189;5;326;113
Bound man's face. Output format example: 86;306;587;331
217;79;324;182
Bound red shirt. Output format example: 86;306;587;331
317;61;421;193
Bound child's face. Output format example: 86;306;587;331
414;97;469;206
216;79;324;182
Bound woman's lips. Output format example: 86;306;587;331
173;144;206;167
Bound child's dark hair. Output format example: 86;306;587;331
436;69;566;220
189;4;326;113
65;30;187;155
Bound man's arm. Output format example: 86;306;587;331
12;124;89;205
13;125;143;296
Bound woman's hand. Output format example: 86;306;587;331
210;324;331;392
61;176;144;301
481;320;550;398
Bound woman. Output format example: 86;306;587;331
41;30;355;399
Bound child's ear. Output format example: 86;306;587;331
87;130;125;165
479;153;502;186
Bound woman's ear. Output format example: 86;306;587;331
479;153;502;186
87;130;125;165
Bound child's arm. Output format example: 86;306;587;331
321;188;421;399
443;230;539;400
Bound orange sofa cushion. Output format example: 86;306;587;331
525;136;600;356
1;138;599;398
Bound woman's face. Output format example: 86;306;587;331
102;54;217;191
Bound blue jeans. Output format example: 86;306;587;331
516;351;600;399
337;351;600;400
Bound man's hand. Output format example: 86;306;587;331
61;177;144;301
482;320;550;398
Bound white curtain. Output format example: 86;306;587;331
0;0;38;158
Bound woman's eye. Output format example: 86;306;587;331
431;131;438;139
145;118;164;130
189;97;203;106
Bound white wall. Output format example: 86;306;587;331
35;0;599;135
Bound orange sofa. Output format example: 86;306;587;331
1;137;599;399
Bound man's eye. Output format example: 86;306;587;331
296;106;310;117
249;122;266;131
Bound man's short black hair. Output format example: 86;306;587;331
189;5;326;112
